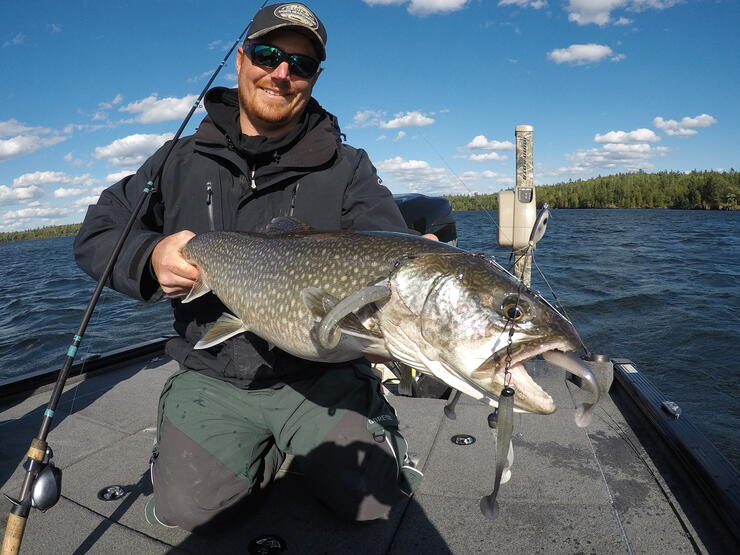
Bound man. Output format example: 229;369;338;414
75;3;423;532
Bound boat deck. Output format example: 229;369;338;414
0;350;731;554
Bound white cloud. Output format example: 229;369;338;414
464;152;509;162
363;0;469;15
106;170;135;183
0;135;68;162
74;195;102;207
2;33;26;48
352;110;384;128
380;111;434;128
0;119;54;138
565;0;680;27
548;43;621;65
1;206;75;221
566;142;669;170
0;119;69;161
393;131;407;142
53;187;84;198
466;135;515;150
653;114;717;136
498;0;548;9
375;156;453;194
11;171;96;188
375;157;496;194
99;94;123;110
188;70;214;84
594;128;660;143
94;133;174;166
47;23;63;33
64;152;83;167
0;185;42;205
119;94;204;124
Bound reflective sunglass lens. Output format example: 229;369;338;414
291;57;319;78
249;45;318;78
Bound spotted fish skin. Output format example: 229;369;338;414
182;229;457;360
181;226;590;415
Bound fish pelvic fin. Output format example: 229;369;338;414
301;287;385;349
182;277;212;304
194;313;249;349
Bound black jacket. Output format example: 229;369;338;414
74;87;411;387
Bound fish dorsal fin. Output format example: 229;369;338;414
194;313;249;349
264;216;312;235
301;287;384;349
182;277;212;304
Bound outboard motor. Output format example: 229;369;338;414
394;194;457;246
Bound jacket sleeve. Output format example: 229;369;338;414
339;148;415;234
73;143;173;302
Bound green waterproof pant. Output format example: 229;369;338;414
151;362;422;532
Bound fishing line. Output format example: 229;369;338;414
65;286;112;416
531;256;591;355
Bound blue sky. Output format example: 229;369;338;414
1;0;738;231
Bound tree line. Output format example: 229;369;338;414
0;223;81;243
446;170;739;211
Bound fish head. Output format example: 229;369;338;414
390;253;583;414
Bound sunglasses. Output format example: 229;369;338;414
243;43;320;79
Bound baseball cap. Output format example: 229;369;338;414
247;3;327;61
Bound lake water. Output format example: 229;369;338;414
0;209;738;468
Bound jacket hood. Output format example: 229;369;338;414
196;87;340;171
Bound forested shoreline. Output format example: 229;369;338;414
0;224;81;243
447;170;739;211
2;171;737;242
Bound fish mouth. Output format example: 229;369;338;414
472;341;599;426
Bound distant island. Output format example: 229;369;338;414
447;170;739;211
1;170;737;243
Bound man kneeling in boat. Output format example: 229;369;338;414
75;2;426;532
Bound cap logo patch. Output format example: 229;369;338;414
274;4;319;30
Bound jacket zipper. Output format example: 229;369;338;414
205;181;215;231
289;182;300;216
250;169;256;190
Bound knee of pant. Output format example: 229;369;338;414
154;489;259;534
302;441;406;522
155;500;211;533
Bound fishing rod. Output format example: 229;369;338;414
0;6;264;551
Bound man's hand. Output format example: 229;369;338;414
151;230;199;298
422;233;439;241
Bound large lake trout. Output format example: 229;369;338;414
182;220;599;425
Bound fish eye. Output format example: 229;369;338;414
502;301;525;322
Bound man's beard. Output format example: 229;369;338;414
238;82;295;126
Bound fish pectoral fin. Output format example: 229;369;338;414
301;287;339;318
182;278;212;304
194;313;249;349
302;286;389;350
